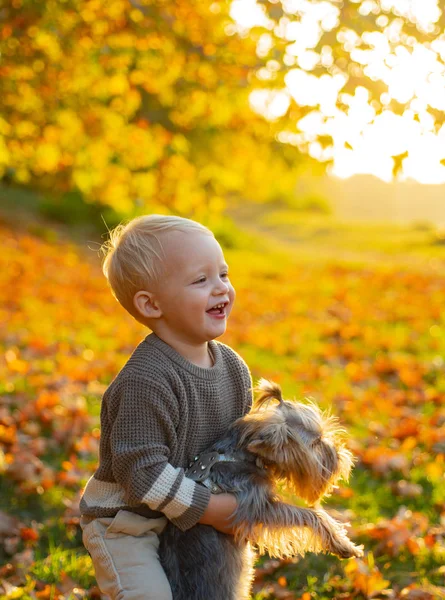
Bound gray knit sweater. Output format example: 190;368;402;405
80;332;253;531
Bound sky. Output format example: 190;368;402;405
230;0;445;184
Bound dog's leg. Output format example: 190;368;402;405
161;524;249;600
233;494;363;559
236;542;257;600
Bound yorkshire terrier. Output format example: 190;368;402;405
159;379;363;600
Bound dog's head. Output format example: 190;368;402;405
235;379;355;505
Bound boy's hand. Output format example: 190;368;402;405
198;493;238;535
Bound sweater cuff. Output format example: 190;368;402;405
170;483;211;531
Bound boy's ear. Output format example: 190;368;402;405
133;291;162;319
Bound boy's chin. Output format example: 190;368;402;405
204;322;227;338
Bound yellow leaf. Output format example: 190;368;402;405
35;143;61;173
426;462;443;481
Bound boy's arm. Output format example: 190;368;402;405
198;493;238;535
109;370;211;532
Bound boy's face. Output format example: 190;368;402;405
146;231;236;345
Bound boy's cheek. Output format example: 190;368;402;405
228;287;236;311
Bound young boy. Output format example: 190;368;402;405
79;215;253;600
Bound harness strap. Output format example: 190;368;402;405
201;477;224;494
185;451;240;489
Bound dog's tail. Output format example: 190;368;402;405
253;378;284;409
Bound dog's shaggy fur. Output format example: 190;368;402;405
159;379;363;600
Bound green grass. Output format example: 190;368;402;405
30;544;95;589
228;204;445;270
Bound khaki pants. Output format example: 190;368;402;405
80;510;173;600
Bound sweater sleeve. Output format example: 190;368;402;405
109;370;211;531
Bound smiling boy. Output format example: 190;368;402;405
79;215;253;600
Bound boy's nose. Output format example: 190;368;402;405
213;281;230;295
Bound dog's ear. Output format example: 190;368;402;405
246;425;315;479
246;436;285;462
246;439;266;455
246;419;295;464
253;378;284;410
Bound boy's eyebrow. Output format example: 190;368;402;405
187;263;229;276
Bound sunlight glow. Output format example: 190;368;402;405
380;0;441;33
249;89;291;120
230;0;272;29
232;0;445;183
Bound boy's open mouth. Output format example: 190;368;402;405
206;302;228;316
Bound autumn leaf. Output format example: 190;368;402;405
344;556;391;599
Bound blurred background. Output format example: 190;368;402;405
1;1;445;599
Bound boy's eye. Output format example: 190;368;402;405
193;273;229;284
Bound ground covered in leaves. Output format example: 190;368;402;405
1;212;445;600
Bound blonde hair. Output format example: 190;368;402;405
101;214;214;323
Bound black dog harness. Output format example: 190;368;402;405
185;451;241;494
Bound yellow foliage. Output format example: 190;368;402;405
91;20;109;37
15;168;31;183
133;172;157;200
0;0;300;213
130;9;144;23
72;170;95;195
171;135;190;155
108;74;129;96
56;110;85;146
15;121;38;139
425;461;443;482
34;31;62;61
0;118;11;135
0;137;11;165
35;143;61;173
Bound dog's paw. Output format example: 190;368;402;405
333;542;364;559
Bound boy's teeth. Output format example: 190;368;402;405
207;302;226;313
